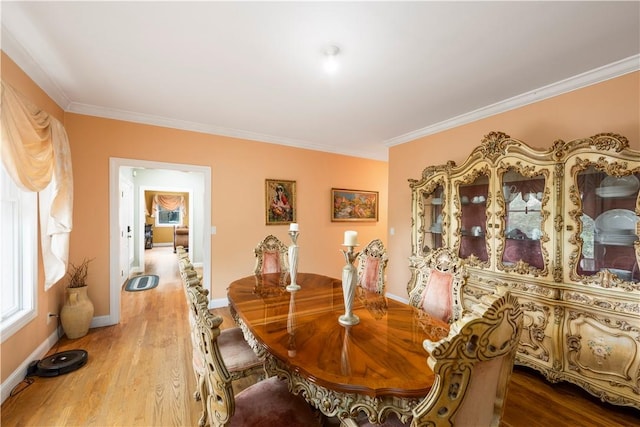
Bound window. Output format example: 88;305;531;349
1;164;37;342
155;204;182;226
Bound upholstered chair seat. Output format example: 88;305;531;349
228;376;320;427
218;327;263;379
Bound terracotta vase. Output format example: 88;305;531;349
60;286;94;339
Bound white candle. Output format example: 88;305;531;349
343;230;358;246
289;223;299;231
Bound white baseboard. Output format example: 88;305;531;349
90;314;115;329
385;292;408;305
209;297;229;309
0;328;60;404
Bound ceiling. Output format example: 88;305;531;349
2;2;639;161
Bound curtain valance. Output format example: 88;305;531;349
1;81;73;288
151;194;186;216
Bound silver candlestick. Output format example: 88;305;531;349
286;230;300;291
339;245;360;326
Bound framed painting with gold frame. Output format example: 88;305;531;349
331;188;378;222
266;179;296;225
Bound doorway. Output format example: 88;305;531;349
108;157;211;326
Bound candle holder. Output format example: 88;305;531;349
339;244;360;326
286;230;300;291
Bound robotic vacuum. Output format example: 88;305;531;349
27;349;88;377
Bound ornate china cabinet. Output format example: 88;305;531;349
408;131;640;408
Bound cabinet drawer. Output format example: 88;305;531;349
564;309;640;406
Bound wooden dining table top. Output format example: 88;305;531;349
227;272;450;399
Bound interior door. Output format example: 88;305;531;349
119;176;133;284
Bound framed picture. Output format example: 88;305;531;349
266;179;296;225
331;188;378;222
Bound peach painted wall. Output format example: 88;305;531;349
64;113;388;321
386;72;640;298
1;53;68;383
1;51;389;384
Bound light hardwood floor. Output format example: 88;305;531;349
2;246;638;426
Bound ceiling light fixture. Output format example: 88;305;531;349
323;45;340;74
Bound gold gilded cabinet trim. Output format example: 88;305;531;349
551;133;630;161
408;162;456;189
553;163;565;283
518;301;551;363
564;292;640;315
479;131;513;162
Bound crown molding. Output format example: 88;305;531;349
68;103;388;161
1;26;71;109
384;54;640;147
3;16;635;161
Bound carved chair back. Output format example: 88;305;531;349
408;247;467;324
185;282;215;426
412;290;523;427
356;238;389;294
253;234;290;275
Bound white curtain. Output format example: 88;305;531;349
0;81;74;288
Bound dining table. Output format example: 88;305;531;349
227;272;450;425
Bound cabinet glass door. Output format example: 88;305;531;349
458;172;489;262
501;169;545;269
421;183;445;253
577;167;639;283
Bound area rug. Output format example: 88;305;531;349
125;275;159;292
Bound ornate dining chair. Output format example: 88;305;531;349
408;247;467;324
356;238;389;294
177;251;201;282
360;289;523;427
188;285;322;427
253;234;290;275
182;275;264;424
